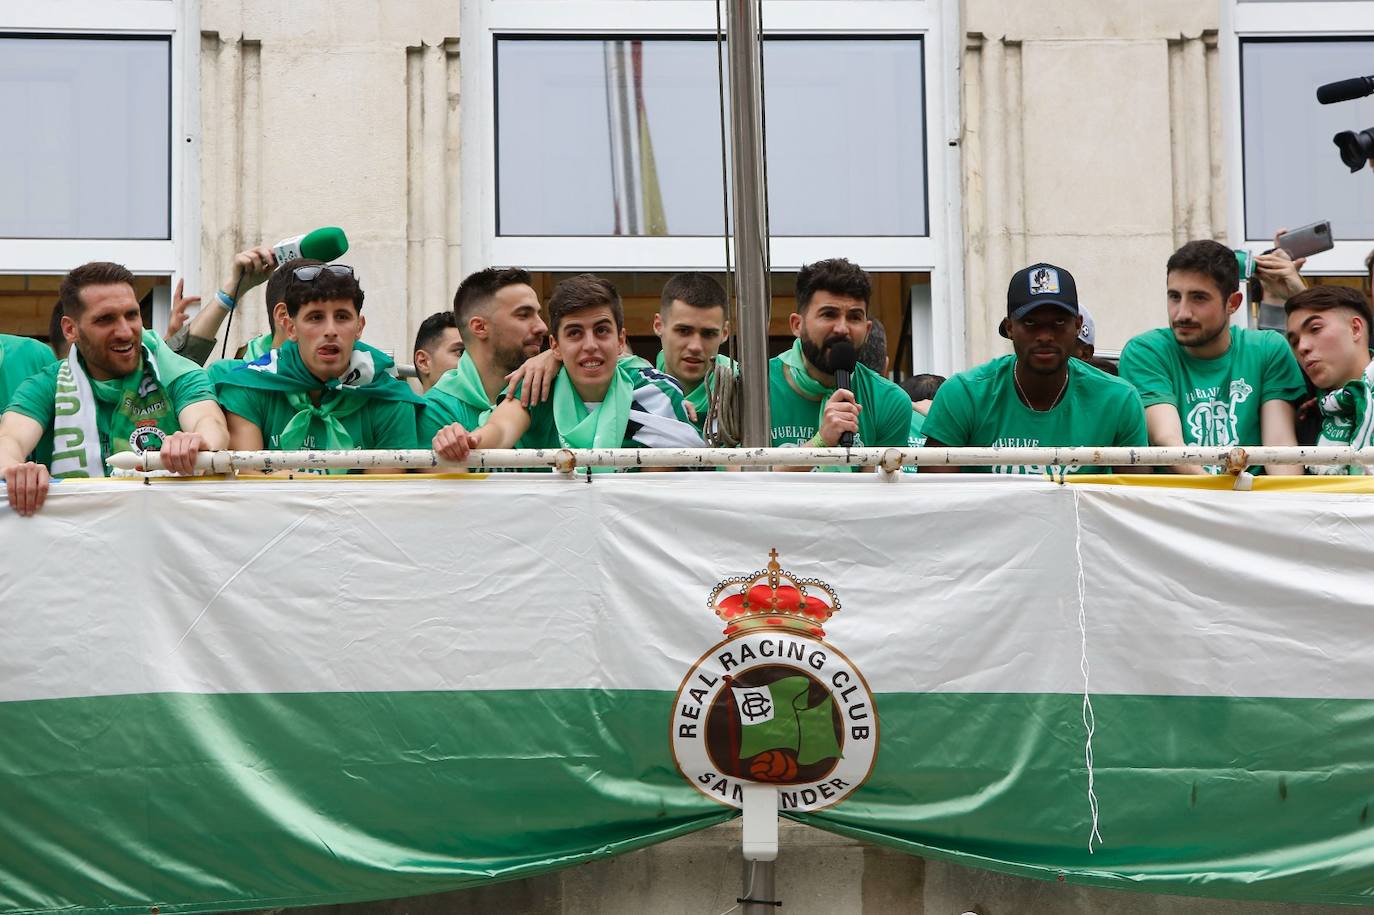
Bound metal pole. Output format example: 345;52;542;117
725;0;772;448
742;856;777;914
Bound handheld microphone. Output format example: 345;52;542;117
272;226;349;263
1317;76;1374;105
829;339;858;448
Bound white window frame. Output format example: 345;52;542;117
0;0;199;332
459;0;965;374
1222;0;1374;277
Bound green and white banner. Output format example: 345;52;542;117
3;474;1374;912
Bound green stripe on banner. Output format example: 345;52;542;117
0;690;730;915
5;689;1374;911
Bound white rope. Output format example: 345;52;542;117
1072;488;1103;853
105;445;1374;474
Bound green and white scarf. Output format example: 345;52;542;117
217;341;424;452
430;355;496;428
655;351;735;420
243;333;273;362
50;331;197;479
551;364;634;473
1312;359;1374;475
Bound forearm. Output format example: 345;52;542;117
1261;401;1302;475
186;298;232;341
188;413;230;451
0;433;28;471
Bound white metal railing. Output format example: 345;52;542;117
105;446;1374;475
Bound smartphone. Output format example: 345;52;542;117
1276;221;1334;260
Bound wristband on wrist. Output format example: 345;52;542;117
215;289;237;311
807;432;829;448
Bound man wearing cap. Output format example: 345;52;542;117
1119;239;1304;474
922;263;1147;474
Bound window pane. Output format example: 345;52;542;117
1241;40;1374;240
496;38;926;237
0;37;170;240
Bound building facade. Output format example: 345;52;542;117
1;0;1371;373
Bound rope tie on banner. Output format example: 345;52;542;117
1072;488;1104;852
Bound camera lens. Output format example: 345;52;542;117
1334;128;1374;172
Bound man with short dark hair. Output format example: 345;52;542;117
1285;285;1374;474
1119;239;1305;474
652;272;732;432
420;267;551;442
922;263;1147;475
412;311;464;392
432;274;701;470
898;372;944;473
857;317;888;375
215;262;423;466
768;258;910;465
1;261;228;514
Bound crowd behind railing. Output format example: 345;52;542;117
2;235;1373;516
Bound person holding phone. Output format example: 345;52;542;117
1119;240;1307;475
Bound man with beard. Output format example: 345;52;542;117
1120;240;1304;474
922;263;1146;475
768;258;910;468
420;267;551;441
1285;285;1374;474
1;261;228;515
430;274;701;472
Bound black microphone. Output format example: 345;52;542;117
1317;76;1374;105
829;339;858;448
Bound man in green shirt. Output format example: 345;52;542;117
652;272;734;434
1285;285;1374;474
412;311;465;393
215;263;423;466
1;333;57;413
1119;240;1305;474
420;267;550;441
768;258;911;467
432;274;702;471
1;261;228;515
923;263;1147;475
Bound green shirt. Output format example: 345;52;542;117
901;408;926;474
1;335;58;463
1118;327;1306;458
219;385;419;451
518;367;699;452
922;355;1147;474
6;358;217;469
767;357;911;449
0;334;57;412
419;386;487;444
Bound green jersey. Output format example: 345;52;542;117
767;354;911;449
6;356;216;469
219;385;419;451
900;408;926;474
0;335;58;464
1119;327;1306;462
519;366;702;453
922;354;1147;474
0;334;57;412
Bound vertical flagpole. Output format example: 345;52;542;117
727;4;778;905
726;0;771;449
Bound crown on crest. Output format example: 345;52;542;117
708;549;840;638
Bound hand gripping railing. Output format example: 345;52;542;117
106;445;1374;475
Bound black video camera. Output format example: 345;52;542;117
1317;75;1374;172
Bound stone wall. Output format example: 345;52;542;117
961;0;1225;364
199;1;460;358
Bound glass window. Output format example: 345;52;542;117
1241;39;1374;240
0;36;171;240
496;37;926;237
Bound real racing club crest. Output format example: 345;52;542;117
670;550;879;812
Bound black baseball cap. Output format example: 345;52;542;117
1000;263;1080;338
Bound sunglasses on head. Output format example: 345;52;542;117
292;264;355;282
